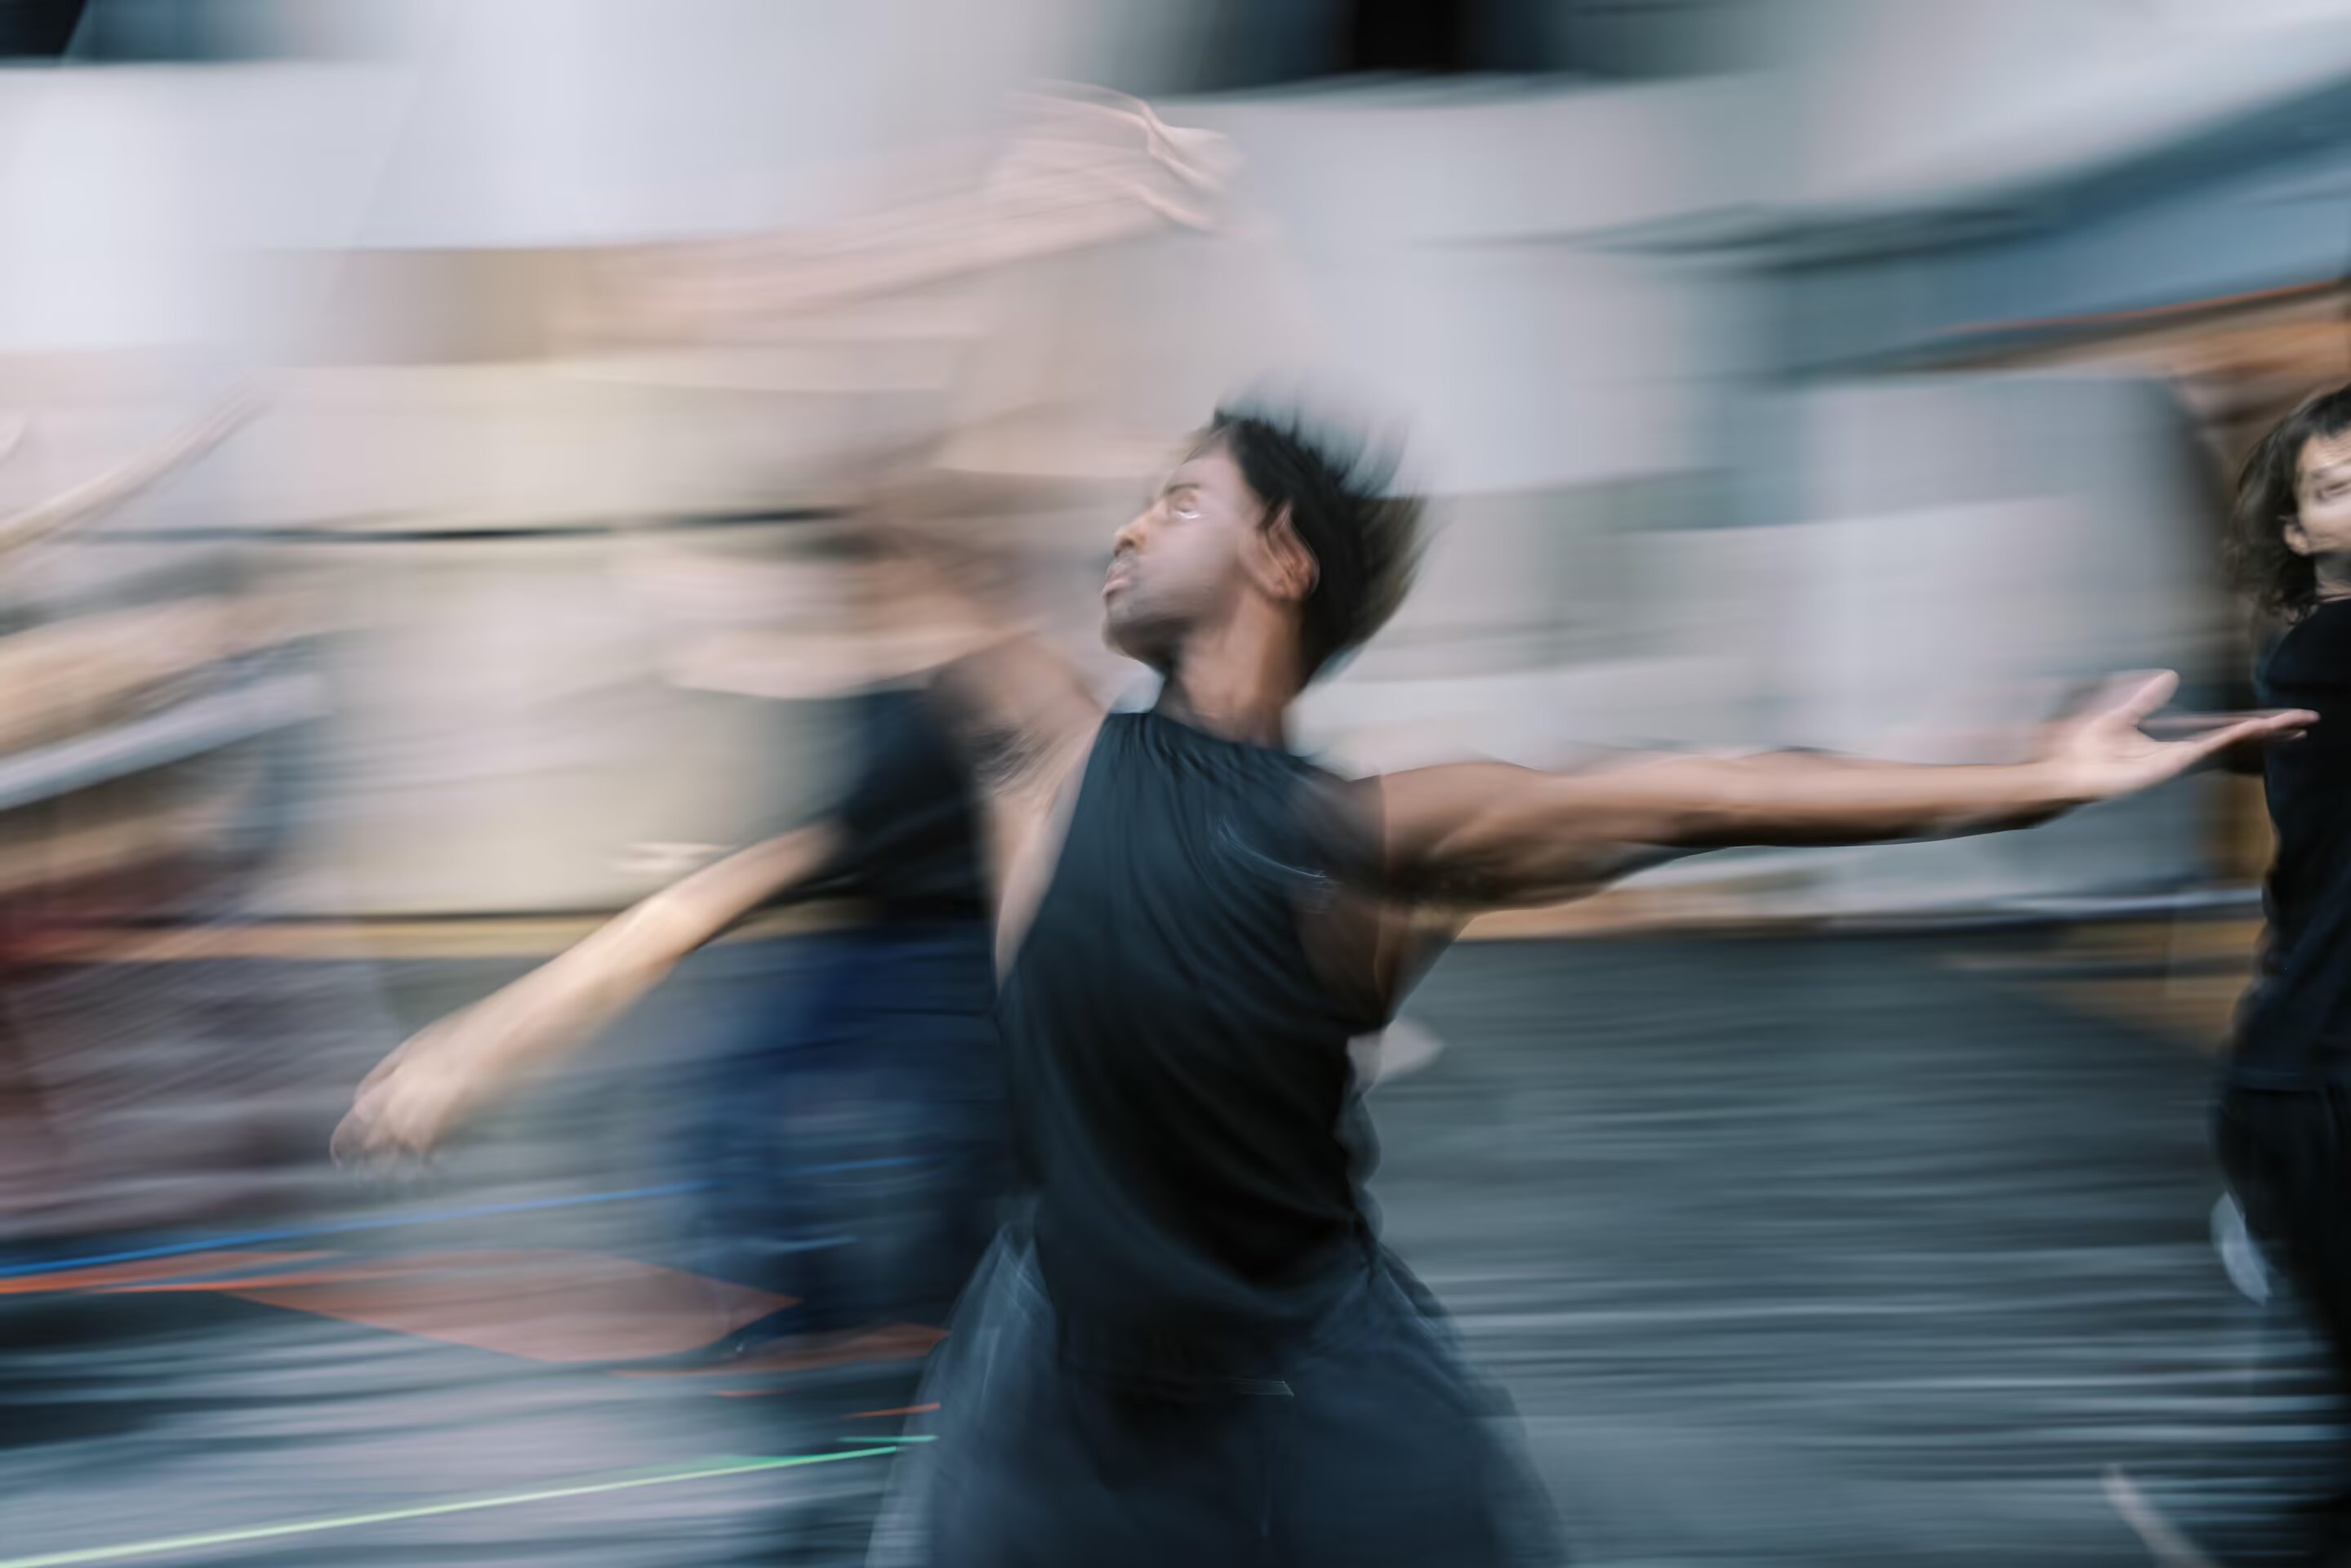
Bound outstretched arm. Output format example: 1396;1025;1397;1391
332;822;839;1163
1374;672;2310;911
333;495;1106;1164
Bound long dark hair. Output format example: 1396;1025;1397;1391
2229;383;2351;623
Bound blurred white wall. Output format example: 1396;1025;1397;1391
0;0;2313;916
1749;374;2219;912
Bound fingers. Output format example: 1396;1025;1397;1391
2048;670;2177;732
2167;710;2316;770
2104;670;2180;728
332;1067;436;1169
329;1095;384;1169
332;1094;436;1172
330;1100;437;1188
2178;710;2315;748
2179;719;2271;766
2246;709;2318;740
2142;710;2311;737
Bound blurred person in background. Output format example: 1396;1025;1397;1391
2211;381;2351;1566
692;560;1006;1347
341;535;1007;1352
342;399;2299;1567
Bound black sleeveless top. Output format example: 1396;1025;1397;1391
2233;602;2351;1088
997;707;1387;1373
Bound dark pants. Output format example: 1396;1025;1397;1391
693;924;1004;1332
868;1234;1565;1567
2218;1084;2351;1561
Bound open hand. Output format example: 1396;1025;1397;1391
2042;671;2312;804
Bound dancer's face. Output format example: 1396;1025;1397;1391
1102;443;1264;669
2289;429;2351;569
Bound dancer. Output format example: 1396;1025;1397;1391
695;670;1004;1339
332;550;1004;1273
2208;381;2351;1566
342;400;2301;1566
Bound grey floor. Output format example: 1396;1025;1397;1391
0;931;2323;1566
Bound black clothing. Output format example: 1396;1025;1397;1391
2231;602;2351;1089
804;685;989;927
996;708;1386;1377
870;706;1563;1565
868;1235;1564;1567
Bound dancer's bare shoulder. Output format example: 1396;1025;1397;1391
928;636;1106;969
932;635;1103;809
1351;755;1684;914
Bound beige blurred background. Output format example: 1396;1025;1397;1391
3;0;2348;933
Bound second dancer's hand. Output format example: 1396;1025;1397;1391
332;1009;518;1166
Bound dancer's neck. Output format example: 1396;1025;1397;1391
1158;612;1300;749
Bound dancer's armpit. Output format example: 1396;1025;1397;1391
1368;757;1703;911
937;637;1104;803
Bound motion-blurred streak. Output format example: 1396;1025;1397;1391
579;91;1239;347
0;388;260;560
